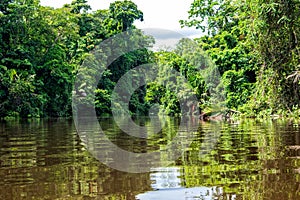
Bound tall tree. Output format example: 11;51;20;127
248;0;300;114
108;0;143;31
181;0;257;111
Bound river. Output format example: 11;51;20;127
0;117;300;199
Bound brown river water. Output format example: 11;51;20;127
0;117;300;200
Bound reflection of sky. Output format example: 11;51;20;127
137;187;226;200
150;167;182;189
137;167;235;200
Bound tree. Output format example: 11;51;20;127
0;0;152;118
108;0;143;31
180;0;244;35
72;1;150;117
68;0;91;14
181;0;257;111
0;0;46;117
248;0;300;114
183;0;300;116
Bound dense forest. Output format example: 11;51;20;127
0;0;299;118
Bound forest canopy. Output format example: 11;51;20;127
0;0;299;118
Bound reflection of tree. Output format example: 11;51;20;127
178;120;300;199
0;119;152;200
244;120;300;200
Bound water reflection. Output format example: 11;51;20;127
0;119;299;199
136;186;226;200
76;116;203;172
0;119;152;200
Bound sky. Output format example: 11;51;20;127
39;0;203;38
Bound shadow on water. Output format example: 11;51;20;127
0;118;300;199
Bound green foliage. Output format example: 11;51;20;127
0;0;147;118
145;51;188;116
72;2;149;117
248;0;300;114
146;39;219;116
194;29;257;110
2;0;299;118
222;69;254;109
183;0;300;117
180;0;244;35
108;0;143;31
68;0;91;14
